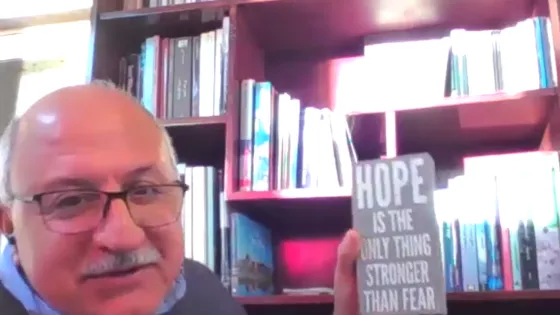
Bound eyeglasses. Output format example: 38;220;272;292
12;182;189;234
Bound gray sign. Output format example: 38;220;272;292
352;153;446;315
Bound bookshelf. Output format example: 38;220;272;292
89;0;560;314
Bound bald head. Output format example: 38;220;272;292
0;81;186;315
0;81;178;205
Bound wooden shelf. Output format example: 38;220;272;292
100;1;230;20
96;0;545;53
161;115;226;166
448;290;560;301
98;1;227;37
228;189;351;234
237;294;334;305
228;188;350;202
238;0;539;53
395;88;557;153
160;114;226;127
348;88;557;115
237;290;560;306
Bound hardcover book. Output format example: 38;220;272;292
352;153;447;315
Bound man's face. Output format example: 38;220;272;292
3;88;184;315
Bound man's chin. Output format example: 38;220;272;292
93;294;162;315
80;268;168;315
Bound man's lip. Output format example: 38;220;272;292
82;264;154;280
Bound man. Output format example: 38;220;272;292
0;82;361;315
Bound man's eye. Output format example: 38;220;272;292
52;192;101;208
131;186;161;196
57;195;83;207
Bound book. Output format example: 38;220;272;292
352;153;447;315
230;213;274;296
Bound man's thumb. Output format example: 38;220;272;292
333;229;361;315
335;229;361;279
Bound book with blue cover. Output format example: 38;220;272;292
230;213;274;296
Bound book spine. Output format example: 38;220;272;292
485;218;504;290
288;99;301;189
251;82;273;191
519;219;539;289
219;190;231;290
452;219;463;291
230;214;239;295
475;222;488;290
499;225;513;290
460;223;479;291
191;35;200;116
238;79;255;191
442;222;455;291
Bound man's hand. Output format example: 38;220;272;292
333;229;361;315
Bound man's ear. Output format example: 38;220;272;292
0;204;14;236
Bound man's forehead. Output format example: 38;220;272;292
9;84;171;192
20;84;149;131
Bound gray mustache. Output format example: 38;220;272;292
83;247;162;277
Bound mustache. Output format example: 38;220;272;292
82;247;162;277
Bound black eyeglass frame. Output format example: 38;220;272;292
10;181;189;234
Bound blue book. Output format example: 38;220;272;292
230;213;274;296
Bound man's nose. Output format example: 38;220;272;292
92;197;146;251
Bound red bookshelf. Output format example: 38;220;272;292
89;0;560;314
238;290;560;305
238;291;560;315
